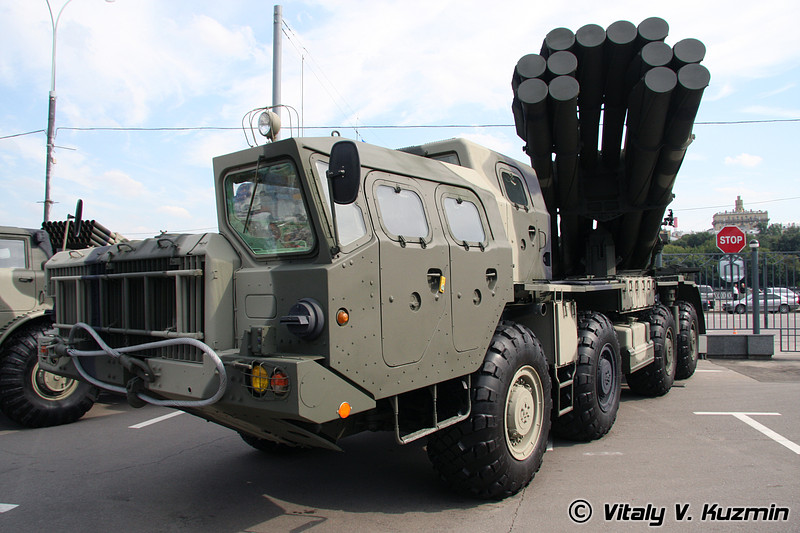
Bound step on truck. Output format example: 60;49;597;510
39;18;708;499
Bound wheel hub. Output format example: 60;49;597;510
504;365;545;461
598;357;613;397
507;382;534;438
31;362;79;400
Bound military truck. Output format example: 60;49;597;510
0;213;124;427
38;19;708;499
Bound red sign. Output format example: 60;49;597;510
716;226;746;254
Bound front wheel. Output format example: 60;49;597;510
427;321;552;499
735;304;746;314
0;322;98;427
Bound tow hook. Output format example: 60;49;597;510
119;355;155;408
119;354;155;383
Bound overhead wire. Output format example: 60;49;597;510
0;117;795;141
280;19;369;142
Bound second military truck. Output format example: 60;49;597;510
39;19;707;499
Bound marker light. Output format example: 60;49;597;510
336;308;350;326
271;369;290;395
251;364;270;395
338;402;352;419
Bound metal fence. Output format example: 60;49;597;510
661;252;800;352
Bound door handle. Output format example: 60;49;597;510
18;277;34;283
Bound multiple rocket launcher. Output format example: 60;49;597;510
42;219;126;250
511;17;710;276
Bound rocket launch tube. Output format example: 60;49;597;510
512;54;547;138
575;23;606;174
630;63;710;267
540;27;575;59
600;20;638;169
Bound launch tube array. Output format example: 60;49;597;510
512;17;709;275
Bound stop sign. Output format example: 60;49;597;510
717;225;746;254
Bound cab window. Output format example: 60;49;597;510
314;160;368;247
443;197;485;244
224;160;315;255
0;239;26;269
375;185;429;239
500;170;529;207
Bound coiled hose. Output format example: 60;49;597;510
63;322;227;408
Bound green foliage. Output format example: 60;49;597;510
663;230;717;254
665;224;800;253
662;225;800;290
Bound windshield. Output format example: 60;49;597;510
225;159;315;255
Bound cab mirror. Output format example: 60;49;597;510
327;140;360;204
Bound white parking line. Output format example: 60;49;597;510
129;410;184;429
694;412;800;455
695;369;724;373
0;504;19;513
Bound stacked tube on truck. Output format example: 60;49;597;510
511;17;709;275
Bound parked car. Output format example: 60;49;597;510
699;285;715;310
765;287;799;307
723;293;798;314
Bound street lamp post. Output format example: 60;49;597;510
42;0;114;222
750;239;760;334
43;0;75;222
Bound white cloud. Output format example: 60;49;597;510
705;83;734;102
724;153;763;167
742;105;800;119
100;170;145;197
157;205;192;219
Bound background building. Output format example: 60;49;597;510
712;196;769;233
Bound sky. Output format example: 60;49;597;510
1;0;799;238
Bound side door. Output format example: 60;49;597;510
436;185;505;353
497;163;551;281
0;235;38;326
365;172;450;367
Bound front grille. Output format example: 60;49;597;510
50;255;205;362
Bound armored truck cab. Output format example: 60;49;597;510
39;135;704;499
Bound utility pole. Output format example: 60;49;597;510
42;0;115;222
43;0;77;223
272;5;282;140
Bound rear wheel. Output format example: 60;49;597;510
553;311;621;441
0;322;97;427
675;301;699;380
626;304;676;397
735;304;746;314
779;304;789;314
427;321;552;499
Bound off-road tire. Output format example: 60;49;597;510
626;304;676;397
675;301;699;380
0;322;97;427
427;321;552;499
552;311;621;441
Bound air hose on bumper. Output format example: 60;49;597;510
52;322;228;408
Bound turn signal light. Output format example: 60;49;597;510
251;364;270;395
338;402;352;418
336;308;350;326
